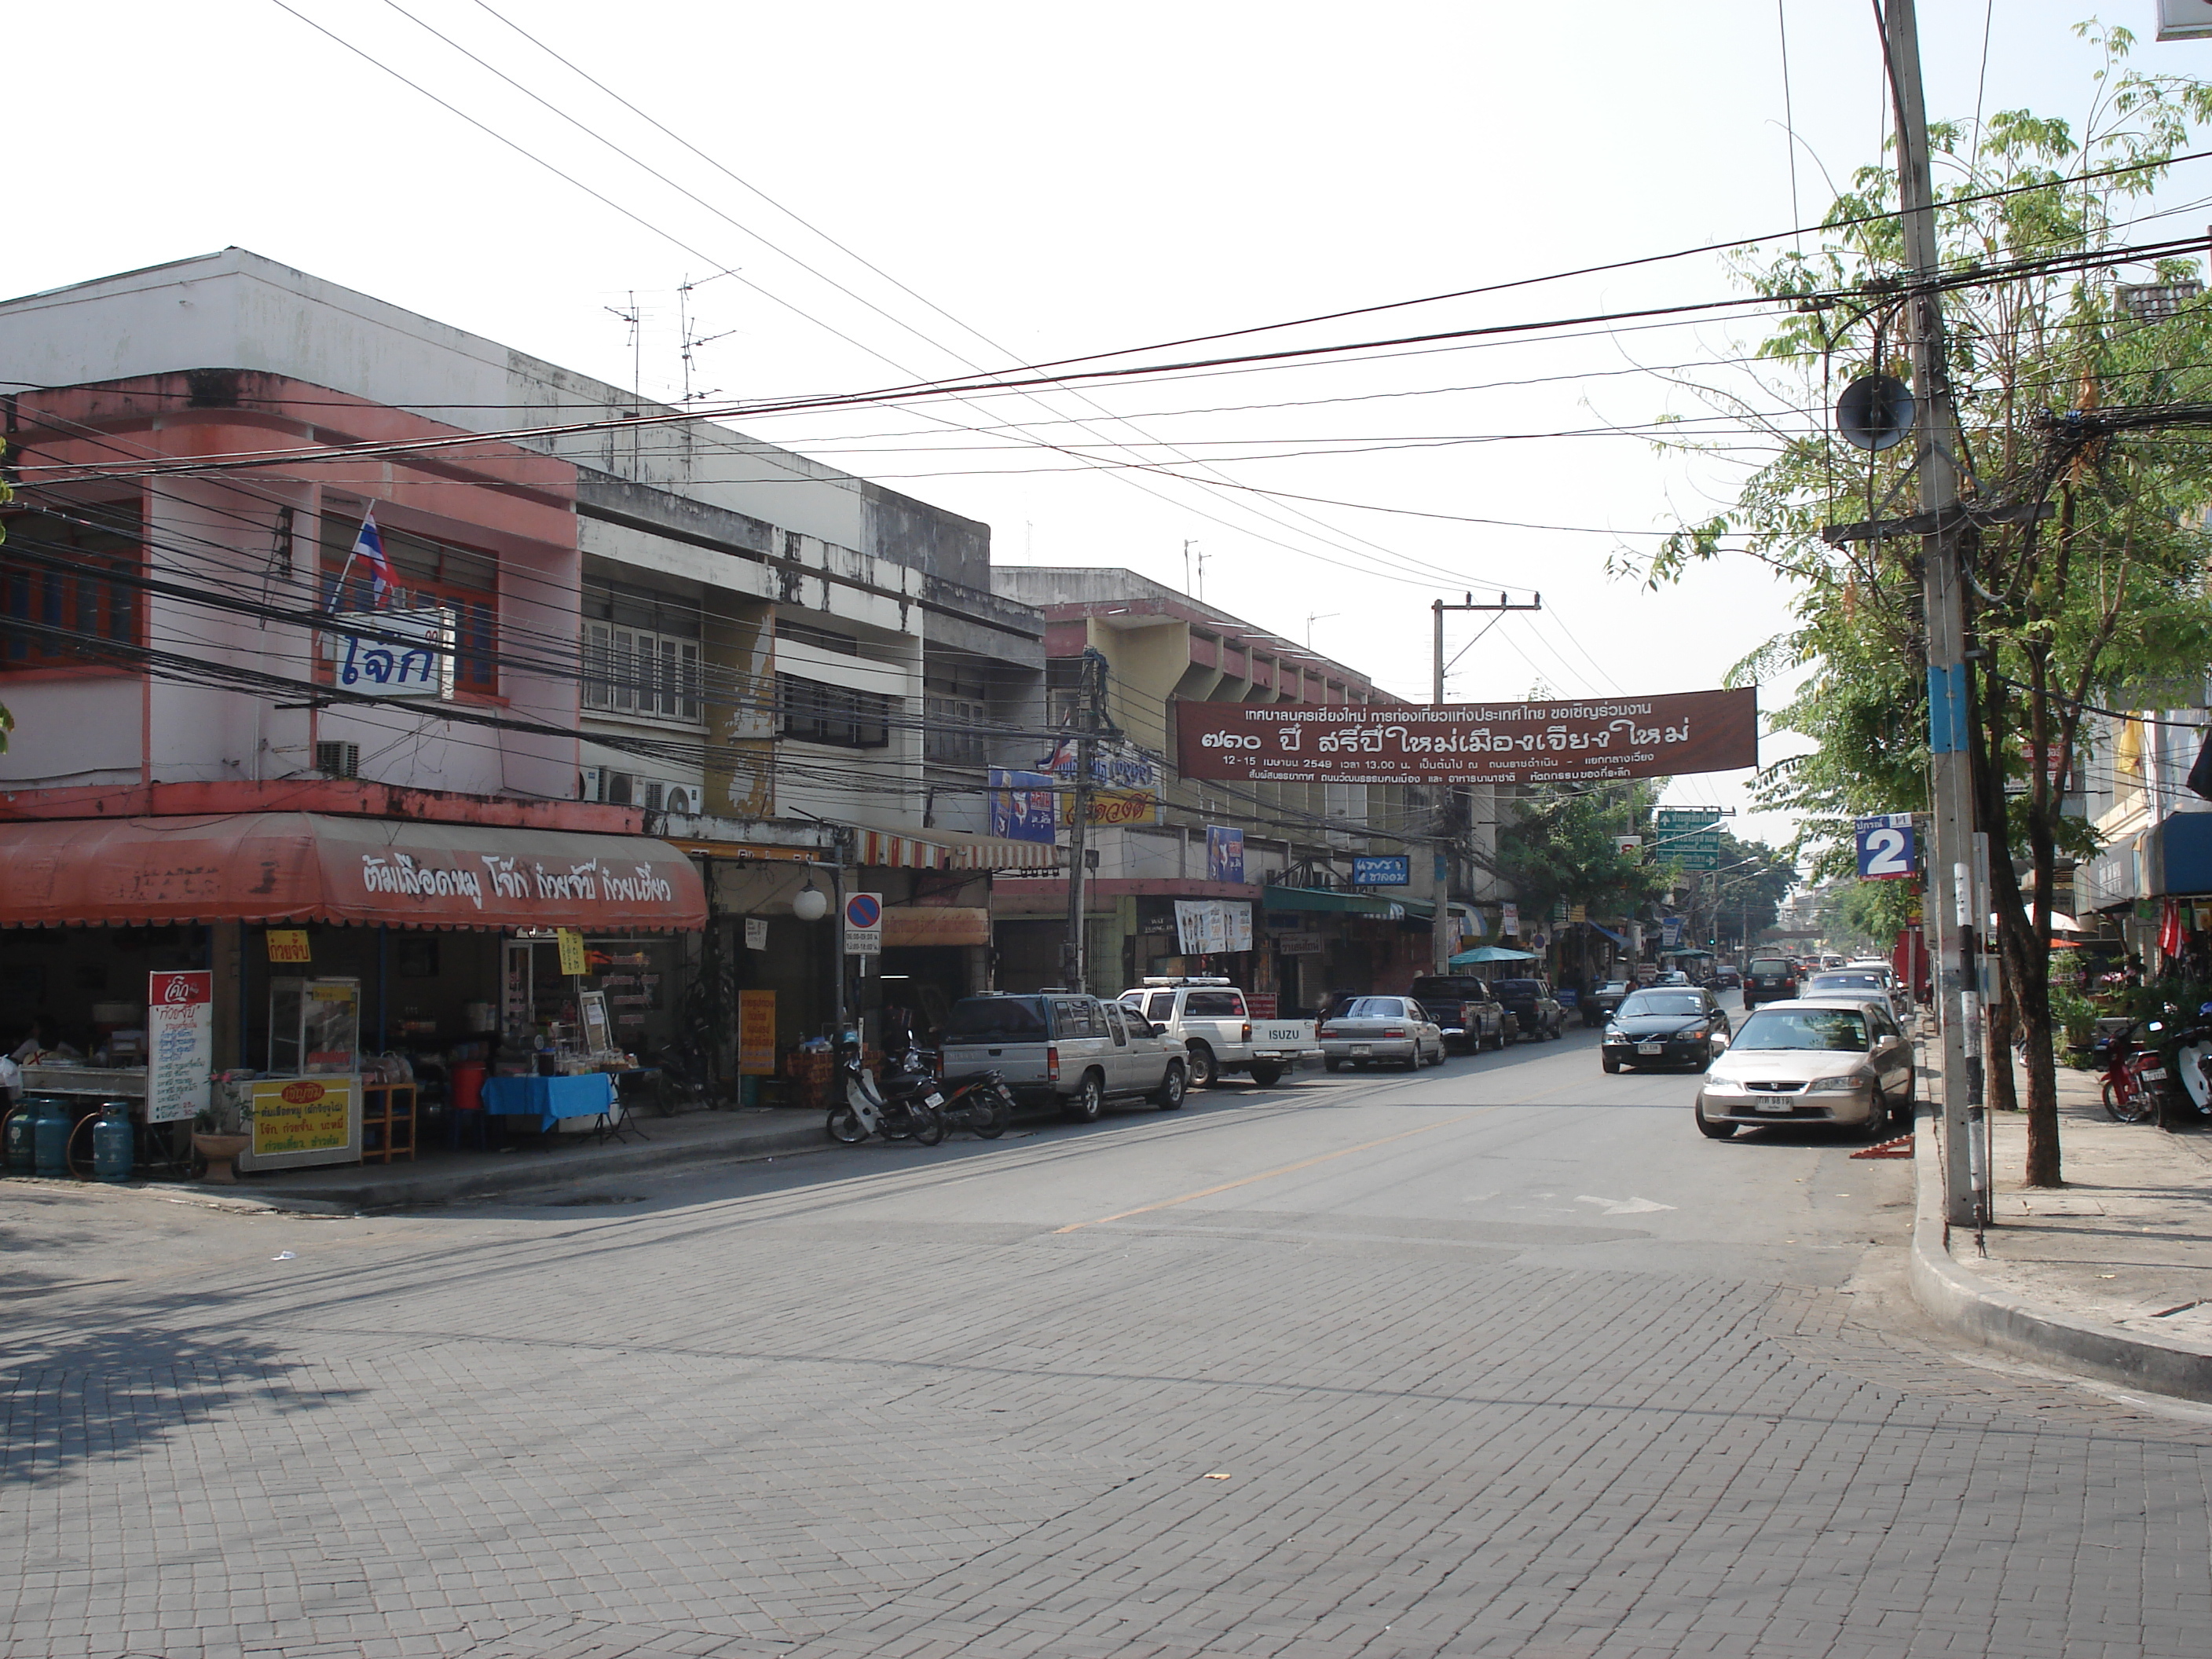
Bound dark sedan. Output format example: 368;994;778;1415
1602;988;1732;1074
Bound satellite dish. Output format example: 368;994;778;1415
1837;373;1916;452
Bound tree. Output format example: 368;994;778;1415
1683;832;1798;954
1632;24;2212;1185
1496;780;1673;929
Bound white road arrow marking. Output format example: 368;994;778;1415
1575;1194;1677;1216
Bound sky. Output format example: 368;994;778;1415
9;1;2210;859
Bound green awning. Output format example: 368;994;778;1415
1262;885;1430;918
1451;945;1539;965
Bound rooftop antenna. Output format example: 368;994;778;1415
1182;538;1196;597
1306;611;1339;646
603;291;642;395
677;275;738;405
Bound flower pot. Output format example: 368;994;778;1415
192;1131;251;1184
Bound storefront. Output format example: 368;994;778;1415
1;811;706;1168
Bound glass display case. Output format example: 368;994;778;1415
269;978;361;1075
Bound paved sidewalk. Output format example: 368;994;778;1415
26;1104;838;1213
1911;1049;2212;1399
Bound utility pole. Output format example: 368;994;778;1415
1884;0;1984;1230
1428;591;1543;974
1062;646;1111;993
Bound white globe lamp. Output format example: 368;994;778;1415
791;881;830;922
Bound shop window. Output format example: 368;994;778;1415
320;504;497;692
778;673;890;748
582;577;704;723
1;500;142;669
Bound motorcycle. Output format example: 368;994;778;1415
828;1046;947;1145
2155;1002;2212;1131
2093;1018;2172;1125
879;1042;1015;1140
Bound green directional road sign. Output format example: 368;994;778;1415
1654;809;1723;871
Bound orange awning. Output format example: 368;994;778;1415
0;812;707;932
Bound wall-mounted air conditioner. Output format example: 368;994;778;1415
661;784;701;815
315;741;360;779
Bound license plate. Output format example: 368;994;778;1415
1755;1096;1793;1112
1638;1042;1664;1055
1350;1045;1372;1057
2141;1068;2168;1082
923;1092;945;1108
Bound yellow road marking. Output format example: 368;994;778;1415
1053;1111;1485;1233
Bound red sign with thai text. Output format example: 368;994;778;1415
1174;688;1757;787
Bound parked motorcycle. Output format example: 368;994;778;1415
881;1042;1014;1140
828;1046;946;1145
2155;1002;2212;1131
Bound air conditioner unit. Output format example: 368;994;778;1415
580;766;602;801
314;741;360;779
661;784;701;815
643;780;664;812
605;771;635;806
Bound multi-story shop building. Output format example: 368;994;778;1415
0;249;1051;1105
987;567;1500;1013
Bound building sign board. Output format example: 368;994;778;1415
145;970;214;1126
266;929;312;964
738;990;777;1075
987;769;1059;844
1353;855;1410;887
322;609;450;697
1174;687;1756;787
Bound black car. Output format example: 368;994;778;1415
1741;954;1800;1008
1406;976;1511;1052
1602;987;1731;1073
1492;977;1566;1042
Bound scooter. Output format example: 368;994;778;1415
2155;1002;2212;1131
881;1042;1014;1140
827;1046;946;1146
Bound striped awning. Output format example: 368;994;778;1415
854;827;1060;872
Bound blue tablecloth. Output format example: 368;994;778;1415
481;1073;615;1135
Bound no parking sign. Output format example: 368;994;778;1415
844;891;884;955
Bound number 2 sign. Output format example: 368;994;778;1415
1855;814;1917;881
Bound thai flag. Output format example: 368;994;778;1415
352;509;397;606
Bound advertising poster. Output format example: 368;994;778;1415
251;1077;355;1157
145;970;214;1125
1206;826;1246;884
739;990;778;1075
1175;687;1756;788
1174;899;1253;955
987;768;1059;843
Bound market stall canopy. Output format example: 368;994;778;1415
0;812;708;931
1450;945;1539;965
1588;923;1631;947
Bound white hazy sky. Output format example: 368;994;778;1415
9;2;2208;855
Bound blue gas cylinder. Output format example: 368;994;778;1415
3;1097;35;1174
93;1103;135;1185
33;1095;75;1178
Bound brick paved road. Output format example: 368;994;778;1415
7;1022;2210;1658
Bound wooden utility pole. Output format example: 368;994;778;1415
1884;0;1986;1229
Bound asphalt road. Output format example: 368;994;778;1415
8;1005;2212;1658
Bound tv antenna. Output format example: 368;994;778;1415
602;291;642;395
677;276;738;405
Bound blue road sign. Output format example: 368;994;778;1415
1353;855;1410;887
1855;814;1917;881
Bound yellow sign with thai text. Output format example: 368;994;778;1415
266;929;312;964
739;990;777;1076
251;1077;354;1157
557;928;588;976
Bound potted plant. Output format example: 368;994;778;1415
192;1081;254;1184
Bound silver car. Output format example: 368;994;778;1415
1803;969;1914;1027
1320;996;1446;1071
1694;997;1917;1139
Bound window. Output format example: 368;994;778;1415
925;660;991;767
778;673;889;748
1183;991;1245;1018
582;578;702;723
320;505;497;692
1052;998;1104;1038
2;501;141;669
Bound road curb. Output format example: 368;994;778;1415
1906;1097;2212;1403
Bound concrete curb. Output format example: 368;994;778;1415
1906;1097;2212;1403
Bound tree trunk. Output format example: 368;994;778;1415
2009;921;2064;1186
1988;961;2019;1114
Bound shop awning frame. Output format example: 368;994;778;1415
0;812;709;932
1262;884;1409;917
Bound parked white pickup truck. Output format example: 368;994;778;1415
1117;977;1320;1088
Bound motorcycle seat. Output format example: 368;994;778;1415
880;1071;939;1093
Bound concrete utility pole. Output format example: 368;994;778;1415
1062;647;1111;994
1430;592;1543;974
1884;0;1984;1229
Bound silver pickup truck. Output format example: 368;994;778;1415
1117;977;1320;1088
938;992;1188;1121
